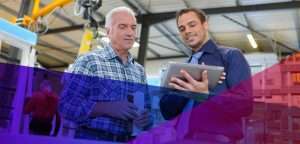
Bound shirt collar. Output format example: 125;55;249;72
102;43;134;65
193;39;217;54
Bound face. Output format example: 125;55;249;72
107;11;137;51
177;11;208;51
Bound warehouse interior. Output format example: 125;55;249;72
0;0;300;143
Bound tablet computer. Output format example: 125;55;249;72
160;62;224;89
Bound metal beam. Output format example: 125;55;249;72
154;24;190;55
293;0;300;49
45;20;105;35
148;40;183;53
143;1;300;25
222;15;299;52
0;54;19;63
133;0;189;56
147;55;187;61
38;2;80;47
147;46;161;57
9;0;32;58
17;0;32;18
182;0;191;8
45;24;84;35
123;0;141;14
47;64;69;69
137;21;150;66
236;0;263;52
123;0;188;57
0;3;79;54
38;41;77;56
37;52;69;66
40;2;77;25
295;10;300;49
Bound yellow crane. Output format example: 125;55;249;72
12;0;96;56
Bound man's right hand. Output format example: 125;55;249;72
93;101;139;121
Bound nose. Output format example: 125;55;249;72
126;28;136;38
184;27;192;36
185;26;192;33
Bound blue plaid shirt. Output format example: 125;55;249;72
59;44;151;135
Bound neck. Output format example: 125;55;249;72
193;35;210;52
111;44;129;63
116;49;128;63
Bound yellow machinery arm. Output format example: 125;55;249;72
13;0;73;26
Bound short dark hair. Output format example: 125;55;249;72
176;8;207;25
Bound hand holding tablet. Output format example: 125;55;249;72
161;62;224;93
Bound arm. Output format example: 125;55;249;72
165;49;252;120
207;49;253;119
133;70;153;130
58;56;97;123
24;94;37;114
159;91;189;120
59;56;139;122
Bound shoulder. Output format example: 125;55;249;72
133;61;146;76
75;49;106;65
71;49;106;74
217;45;242;56
216;45;245;61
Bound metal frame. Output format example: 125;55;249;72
222;15;298;52
4;0;300;68
144;1;300;25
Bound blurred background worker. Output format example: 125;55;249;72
24;79;60;136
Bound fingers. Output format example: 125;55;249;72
123;108;138;120
222;72;226;76
220;72;226;80
118;102;138;120
170;77;188;88
134;118;149;128
202;70;208;84
134;112;150;128
127;103;138;111
169;82;187;91
180;69;196;84
218;72;226;84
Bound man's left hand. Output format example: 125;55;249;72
134;110;152;130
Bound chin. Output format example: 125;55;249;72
124;46;132;50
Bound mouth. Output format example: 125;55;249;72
186;36;195;43
124;38;134;42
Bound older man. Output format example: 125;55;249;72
59;7;152;142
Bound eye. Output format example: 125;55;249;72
131;25;136;30
188;21;196;28
119;24;126;29
178;26;185;32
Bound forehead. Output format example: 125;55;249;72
177;11;201;25
111;11;137;25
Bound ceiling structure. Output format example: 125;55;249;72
0;0;299;71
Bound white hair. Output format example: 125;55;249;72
105;6;136;28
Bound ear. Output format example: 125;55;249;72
105;27;110;35
203;21;209;31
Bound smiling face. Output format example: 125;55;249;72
106;11;137;52
177;11;209;52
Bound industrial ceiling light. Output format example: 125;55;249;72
247;33;258;49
